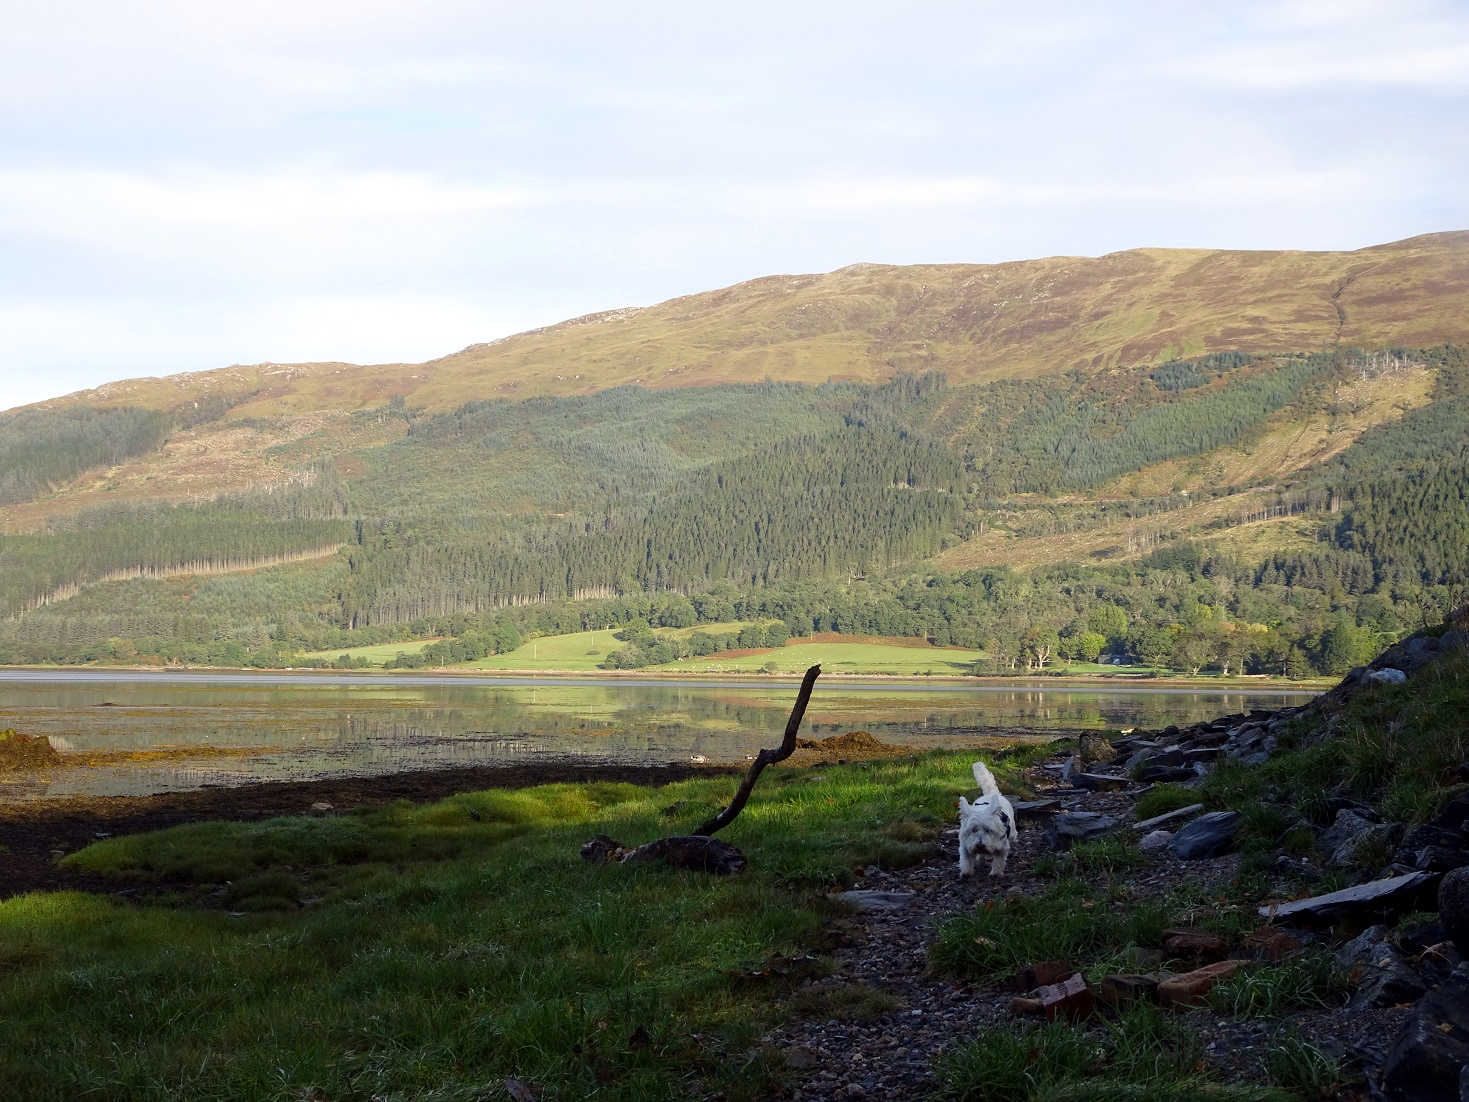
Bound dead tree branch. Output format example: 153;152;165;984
691;663;821;837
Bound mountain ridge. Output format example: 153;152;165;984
18;230;1468;419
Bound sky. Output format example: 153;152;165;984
2;0;1467;411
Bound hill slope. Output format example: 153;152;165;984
28;231;1469;419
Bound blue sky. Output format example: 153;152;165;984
3;0;1467;411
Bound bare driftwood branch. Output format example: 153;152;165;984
576;664;820;872
691;663;821;837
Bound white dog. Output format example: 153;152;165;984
958;760;1018;878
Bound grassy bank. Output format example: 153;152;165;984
0;748;1044;1101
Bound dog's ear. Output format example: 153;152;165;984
957;796;970;812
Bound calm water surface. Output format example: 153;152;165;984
0;671;1316;801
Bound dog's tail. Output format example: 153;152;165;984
971;760;1000;797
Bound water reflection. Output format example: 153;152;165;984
0;673;1315;800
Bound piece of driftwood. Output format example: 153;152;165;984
577;664;821;872
691;663;821;836
579;833;748;875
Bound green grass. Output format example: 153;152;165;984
1;748;1044;1100
1035;836;1151;879
1206;951;1348;1018
298;639;439;665
1134;783;1202;821
933;1005;1288;1101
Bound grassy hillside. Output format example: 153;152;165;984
29;232;1467;423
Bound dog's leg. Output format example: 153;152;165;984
989;852;1007;877
958;846;973;880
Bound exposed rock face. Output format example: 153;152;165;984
1169;811;1241;860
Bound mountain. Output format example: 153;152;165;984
31;231;1469;422
2;231;1467;675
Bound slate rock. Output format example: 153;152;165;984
1434;793;1469;833
1133;803;1205;832
1260;870;1439;924
1170;811;1241;860
1336;925;1427;1009
1098;973;1160;1007
1074;771;1129;792
1047;811;1121;851
1127;745;1185;774
1137;765;1197;783
831;890;916;914
1440;867;1469;957
1379;965;1469;1101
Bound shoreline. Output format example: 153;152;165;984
0;663;1330;692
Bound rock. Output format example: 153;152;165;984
1379;966;1469;1101
1161;929;1230;961
782;1045;820;1070
310;801;333;812
1367;667;1408;685
1330;820;1403;870
1440;867;1469;956
1078;733;1116;765
1098;973;1160;1007
1074;771;1129;792
1137;765;1197;784
1011;799;1061;818
1181;746;1220;763
1127;745;1186;774
1133;803;1206;832
1046;811;1121;851
1337;925;1427;1009
1139;830;1173;854
1169;811;1241;860
1011;973;1093;1021
1408;845;1467;873
1244;928;1303;962
1433;793;1469;833
831;890;917;914
1157;960;1249;1008
1011;960;1077;991
1322;808;1383;851
1259;871;1439;924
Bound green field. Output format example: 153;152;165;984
298;638;440;665
665;639;985;676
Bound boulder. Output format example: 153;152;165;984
1157;960;1249;1007
1078;733;1116;765
1321;808;1383;852
1169;811;1241;860
1379;966;1469;1101
1336;925;1427;1009
1046;812;1121;851
1259;871;1439;924
1367;667;1408;685
1127;745;1185;774
1440;867;1469;957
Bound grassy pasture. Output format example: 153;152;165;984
0;748;1041;1101
298;638;440;665
665;639;986;676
